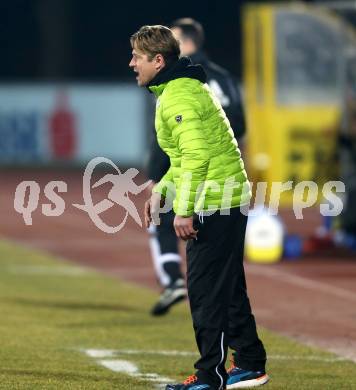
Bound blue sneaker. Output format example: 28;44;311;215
166;374;212;390
226;364;269;389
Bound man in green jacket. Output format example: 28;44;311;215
129;25;268;390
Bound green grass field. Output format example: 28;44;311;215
0;240;355;390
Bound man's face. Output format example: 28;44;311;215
171;27;196;56
129;46;160;86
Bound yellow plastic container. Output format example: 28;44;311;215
245;209;284;263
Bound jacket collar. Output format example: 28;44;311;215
147;56;206;97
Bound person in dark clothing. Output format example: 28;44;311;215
171;18;246;140
146;18;247;317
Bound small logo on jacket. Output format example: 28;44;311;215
175;115;182;123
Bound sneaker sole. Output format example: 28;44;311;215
226;374;269;389
151;288;187;316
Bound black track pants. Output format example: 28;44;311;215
186;208;266;389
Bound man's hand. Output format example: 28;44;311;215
144;192;163;228
174;215;198;241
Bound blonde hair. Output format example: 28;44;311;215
130;25;180;64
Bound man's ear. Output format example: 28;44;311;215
155;54;166;70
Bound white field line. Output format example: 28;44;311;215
83;348;353;389
85;348;197;358
83;350;176;386
269;354;348;363
98;359;174;383
99;359;138;374
2;264;92;276
84;349;351;363
247;264;356;303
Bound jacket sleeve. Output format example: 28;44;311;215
162;98;210;217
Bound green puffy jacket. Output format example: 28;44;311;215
148;57;251;217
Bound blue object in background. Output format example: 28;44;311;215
334;230;356;252
0;111;40;161
323;215;333;232
284;234;303;260
344;234;356;251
